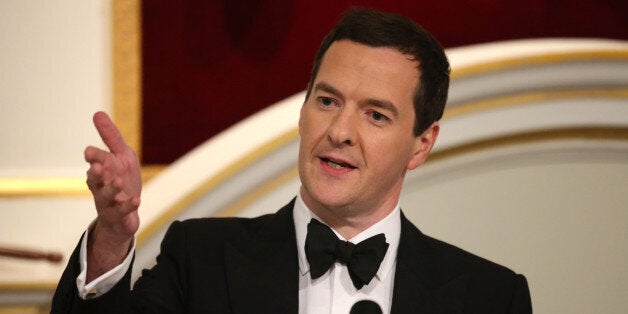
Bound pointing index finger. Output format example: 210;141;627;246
93;111;128;154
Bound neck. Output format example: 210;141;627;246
299;188;398;240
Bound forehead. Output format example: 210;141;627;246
315;40;420;109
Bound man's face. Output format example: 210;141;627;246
298;40;439;221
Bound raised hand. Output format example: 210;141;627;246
84;111;142;282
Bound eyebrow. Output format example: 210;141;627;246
314;82;344;99
314;81;399;118
365;98;399;118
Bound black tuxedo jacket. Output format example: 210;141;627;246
52;200;532;313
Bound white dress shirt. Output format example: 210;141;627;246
77;191;402;314
293;193;400;314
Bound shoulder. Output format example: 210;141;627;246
422;233;518;280
161;199;295;248
399;215;525;288
163;212;277;246
399;218;532;310
152;211;288;271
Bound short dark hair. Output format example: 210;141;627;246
306;8;450;136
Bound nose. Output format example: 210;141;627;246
327;107;357;147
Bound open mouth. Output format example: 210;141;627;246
322;157;356;170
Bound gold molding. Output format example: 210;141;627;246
0;177;89;197
0;305;50;314
429;127;628;162
445;87;628;118
0;282;56;291
112;0;142;159
451;50;628;79
0;166;164;198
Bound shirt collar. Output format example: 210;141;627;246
293;191;401;282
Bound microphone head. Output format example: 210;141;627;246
350;300;382;314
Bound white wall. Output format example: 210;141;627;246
0;0;111;305
0;0;111;177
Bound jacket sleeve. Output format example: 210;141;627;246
51;221;188;314
50;233;134;314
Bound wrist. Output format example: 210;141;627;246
90;219;134;250
85;221;134;283
88;220;134;267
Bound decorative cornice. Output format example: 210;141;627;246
445;87;628;118
429;127;628;162
0;166;164;197
451;50;628;79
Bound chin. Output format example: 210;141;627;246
304;185;350;209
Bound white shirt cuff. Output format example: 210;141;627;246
75;221;136;299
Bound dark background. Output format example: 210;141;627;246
141;0;627;164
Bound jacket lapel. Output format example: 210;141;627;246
391;213;468;314
224;200;299;314
222;203;470;313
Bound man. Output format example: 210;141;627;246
52;8;532;313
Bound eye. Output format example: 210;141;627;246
318;96;336;107
369;110;389;122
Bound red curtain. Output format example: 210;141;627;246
141;0;628;164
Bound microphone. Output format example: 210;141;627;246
350;300;382;314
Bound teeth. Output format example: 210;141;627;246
327;160;344;169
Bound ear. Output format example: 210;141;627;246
407;121;440;170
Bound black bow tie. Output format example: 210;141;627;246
305;218;389;289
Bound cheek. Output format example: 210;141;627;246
368;135;415;169
299;122;314;146
299;107;313;131
300;111;326;143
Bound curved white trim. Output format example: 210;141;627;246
138;92;304;235
447;38;628;69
